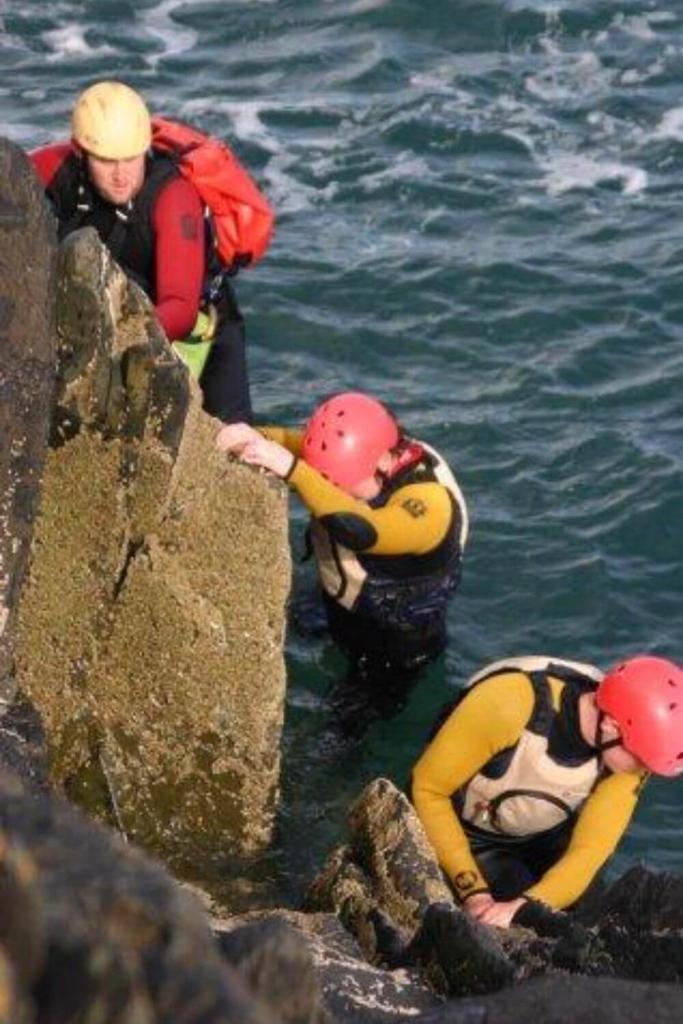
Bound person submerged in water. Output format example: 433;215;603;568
30;80;273;424
215;391;468;681
412;653;683;928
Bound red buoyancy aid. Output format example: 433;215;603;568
151;116;274;272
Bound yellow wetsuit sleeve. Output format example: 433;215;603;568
412;673;535;901
286;459;453;555
526;769;646;909
258;426;304;457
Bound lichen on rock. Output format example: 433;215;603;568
14;226;291;899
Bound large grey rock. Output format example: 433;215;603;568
0;138;56;695
14;225;291;900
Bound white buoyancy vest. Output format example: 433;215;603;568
311;441;468;613
459;656;605;838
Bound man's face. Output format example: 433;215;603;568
347;450;393;500
599;714;647;774
86;152;146;205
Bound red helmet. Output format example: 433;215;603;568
597;656;683;776
302;392;400;490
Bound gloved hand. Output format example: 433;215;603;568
189;307;217;342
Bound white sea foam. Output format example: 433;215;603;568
182;96;348;213
620;60;665;86
183;94;360;155
541;154;647;197
525;49;615;103
182;97;285;154
138;0;198;68
609;13;658;41
503;1;564;14
652;106;683;142
42;24;115;62
358;151;431;195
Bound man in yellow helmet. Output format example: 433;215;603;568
30;81;272;423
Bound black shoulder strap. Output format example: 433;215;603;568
526;670;554;736
427;663;547;745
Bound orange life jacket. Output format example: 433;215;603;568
151;116;274;273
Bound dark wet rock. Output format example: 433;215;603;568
405;902;515;997
305;780;516;997
0;771;278;1022
347;778;454;930
415;975;683;1024
217;916;331;1023
0;694;49;793
583;920;683;984
305;778;453;960
0;138;57;690
577;864;683;931
215;909;442;1024
304;776;683;1009
304;844;412;965
508;898;599;973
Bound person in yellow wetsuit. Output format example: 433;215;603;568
215;391;468;678
412;654;683;928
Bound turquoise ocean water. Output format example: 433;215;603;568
2;0;682;903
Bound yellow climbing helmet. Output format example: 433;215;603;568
71;81;152;159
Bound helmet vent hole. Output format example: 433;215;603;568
627;718;633;727
337;430;344;438
337;410;345;416
669;703;678;711
668;678;677;687
321;442;327;451
677;753;683;761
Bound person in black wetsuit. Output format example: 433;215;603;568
216;392;469;736
412;654;683;928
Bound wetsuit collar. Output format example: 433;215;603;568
550;685;596;762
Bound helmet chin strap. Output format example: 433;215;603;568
594;709;623;754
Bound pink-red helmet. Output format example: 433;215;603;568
302;392;400;490
597;656;683;776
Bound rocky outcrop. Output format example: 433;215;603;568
0;763;680;1024
0;770;283;1023
305;777;683;1015
305;778;455;962
215;909;442;1023
0;139;56;700
415;976;683;1024
13;224;291;896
